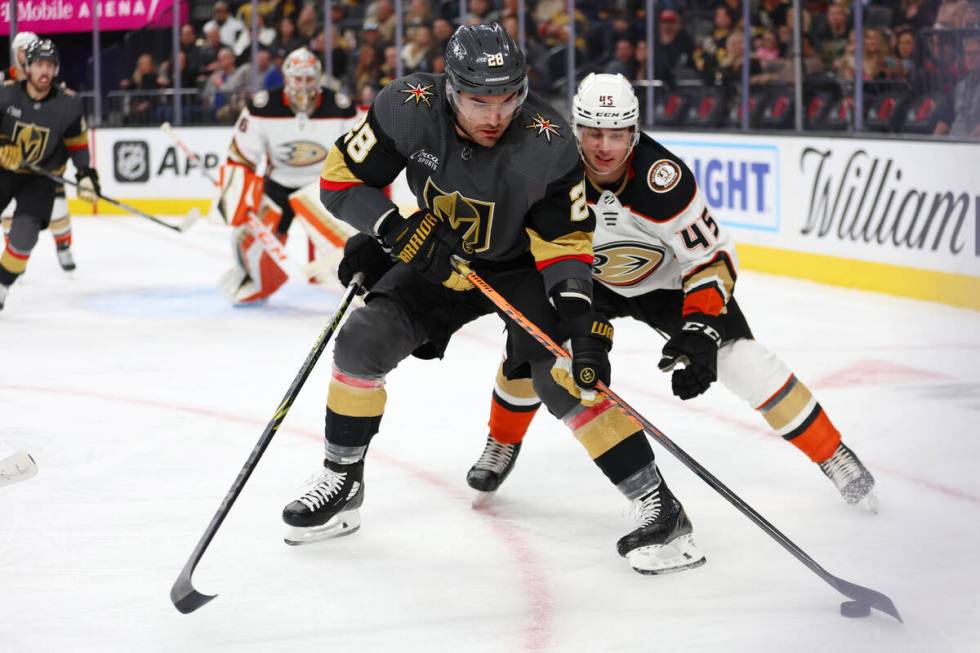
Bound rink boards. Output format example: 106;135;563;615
69;127;980;309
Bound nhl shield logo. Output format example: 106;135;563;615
113;141;150;183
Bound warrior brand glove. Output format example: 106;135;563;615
658;314;723;400
551;295;614;400
378;209;473;291
338;233;395;295
76;167;101;205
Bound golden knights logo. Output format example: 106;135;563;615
14;121;50;165
422;177;495;254
525;113;561;142
593;241;666;287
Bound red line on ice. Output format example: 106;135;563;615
1;383;554;653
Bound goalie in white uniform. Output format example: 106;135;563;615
217;47;359;303
463;74;880;542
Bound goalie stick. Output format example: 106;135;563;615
170;274;363;614
0;450;38;487
23;162;200;233
455;261;903;624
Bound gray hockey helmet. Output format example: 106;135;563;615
445;23;527;100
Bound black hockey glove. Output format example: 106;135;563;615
553;295;614;392
338;233;395;295
76;167;101;205
658;314;723;400
378;209;472;291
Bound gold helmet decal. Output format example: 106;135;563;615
593;241;666;287
422;177;495;255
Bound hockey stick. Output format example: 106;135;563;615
160;122;220;186
456;261;903;623
170;273;363;614
22;162;200;233
0;450;38;487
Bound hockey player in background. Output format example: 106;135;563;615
0;40;98;311
287;24;705;576
463;74;878;512
2;32;78;273
216;47;359;304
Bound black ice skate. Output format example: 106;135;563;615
282;459;364;545
617;482;706;575
56;246;76;272
467;435;521;506
819;443;879;513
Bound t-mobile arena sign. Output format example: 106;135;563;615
1;0;186;33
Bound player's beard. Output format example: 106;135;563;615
27;72;52;96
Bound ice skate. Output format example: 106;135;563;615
617;482;706;575
56;246;76;272
819;443;878;513
282;460;364;545
467;436;521;506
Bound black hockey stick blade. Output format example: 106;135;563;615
827;573;903;622
171;574;216;614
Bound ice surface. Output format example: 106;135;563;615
2;217;979;652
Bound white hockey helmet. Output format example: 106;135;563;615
11;32;39;71
573;73;640;131
283;47;322;114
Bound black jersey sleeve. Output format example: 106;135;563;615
63;101;91;170
319;96;407;234
524;158;596;296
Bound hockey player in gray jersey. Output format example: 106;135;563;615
0;40;98;311
464;74;879;524
283;25;704;574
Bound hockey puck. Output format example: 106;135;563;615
840;601;871;618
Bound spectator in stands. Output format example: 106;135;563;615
500;15;547;88
196;24;224;85
655;10;695;83
402;25;435;73
405;0;433;26
694;6;734;83
893;0;940;31
205;1;251;58
960;2;980;25
756;29;783;62
120;53;162;124
812;2;851;67
233;46;284;93
432;53;446;74
311;27;350;80
204;47;245;121
759;0;790;30
255;12;279;48
605;39;638;78
719;30;766;86
464;0;501;25
274;17;307;56
893;25;929;88
379;45;399;87
360;22;386;59
179;24;204;86
836;28;897;81
935;0;972;28
934;34;980;137
296;3;320;44
351;43;382;98
369;1;398;45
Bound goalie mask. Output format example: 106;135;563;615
572;73;640;174
283;47;322;115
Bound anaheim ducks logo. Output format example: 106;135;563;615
14;121;49;165
423;177;494;254
648;159;682;193
593;241;666;287
274;140;328;167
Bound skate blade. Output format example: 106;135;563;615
627;533;707;576
854;491;879;514
471;489;497;508
284;509;361;546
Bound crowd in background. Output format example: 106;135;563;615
15;0;980;136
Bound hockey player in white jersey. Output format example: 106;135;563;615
463;74;879;537
217;47;359;303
